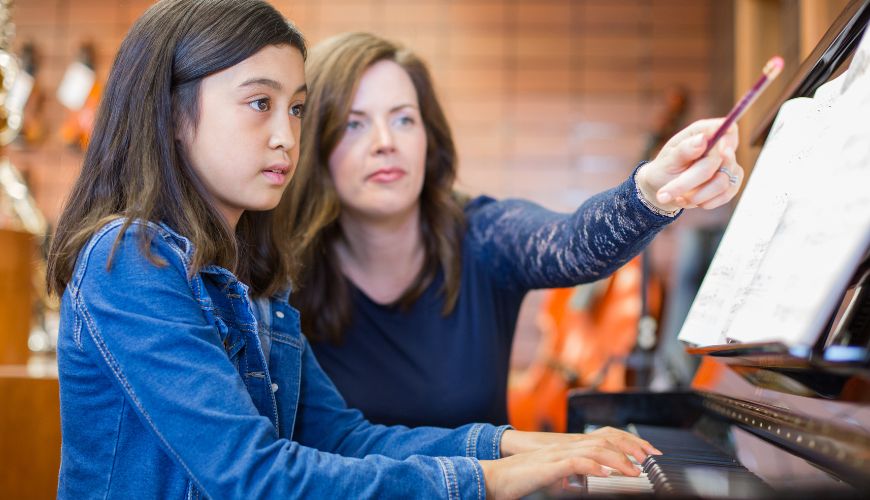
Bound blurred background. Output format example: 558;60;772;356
0;0;854;497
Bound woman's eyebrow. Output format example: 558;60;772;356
390;104;417;112
350;104;416;115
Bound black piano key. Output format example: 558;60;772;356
623;425;773;496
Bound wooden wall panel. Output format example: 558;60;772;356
7;0;717;218
0;367;61;500
0;230;33;365
4;0;720;380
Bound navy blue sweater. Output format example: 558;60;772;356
307;174;677;428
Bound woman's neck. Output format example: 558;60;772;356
335;206;425;305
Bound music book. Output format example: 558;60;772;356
678;29;870;350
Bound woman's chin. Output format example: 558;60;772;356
357;197;419;220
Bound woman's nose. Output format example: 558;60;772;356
371;121;396;155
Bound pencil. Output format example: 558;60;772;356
702;55;784;157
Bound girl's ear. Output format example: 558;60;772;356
175;120;191;144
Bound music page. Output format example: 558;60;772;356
679;32;870;348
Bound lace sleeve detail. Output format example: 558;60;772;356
465;164;679;291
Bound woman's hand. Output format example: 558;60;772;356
637;118;744;212
499;427;660;463
479;436;644;500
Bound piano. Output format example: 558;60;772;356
560;1;870;497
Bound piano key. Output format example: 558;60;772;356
586;465;654;495
575;424;773;496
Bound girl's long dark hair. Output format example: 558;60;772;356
279;32;466;344
47;0;306;297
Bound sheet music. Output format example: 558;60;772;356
679;31;870;348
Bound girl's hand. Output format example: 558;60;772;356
636;118;744;212
479;437;643;500
499;427;660;463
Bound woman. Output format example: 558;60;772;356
47;2;656;498
283;32;742;429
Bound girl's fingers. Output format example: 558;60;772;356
644;443;663;456
561;450;636;478
614;437;656;463
553;438;627;459
587;428;662;461
580;446;640;477
563;456;612;478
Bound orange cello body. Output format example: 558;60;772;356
507;256;663;432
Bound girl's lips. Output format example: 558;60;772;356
262;167;289;185
368;167;405;183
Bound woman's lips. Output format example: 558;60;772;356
367;167;406;183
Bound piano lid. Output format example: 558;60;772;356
752;0;870;145
677;20;870;359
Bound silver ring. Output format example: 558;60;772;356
718;166;738;185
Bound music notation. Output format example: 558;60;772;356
679;30;870;349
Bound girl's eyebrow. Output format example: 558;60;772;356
239;79;307;96
239;77;283;90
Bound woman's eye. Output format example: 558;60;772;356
249;98;270;112
290;103;305;118
396;115;415;127
346;119;363;131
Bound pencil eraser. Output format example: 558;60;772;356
764;56;784;80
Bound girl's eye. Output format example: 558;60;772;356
290;103;305;118
249;98;270;112
346;119;364;131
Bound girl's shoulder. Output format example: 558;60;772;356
69;218;195;293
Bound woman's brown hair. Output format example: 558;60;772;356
279;32;465;343
46;0;306;297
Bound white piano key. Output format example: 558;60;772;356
586;465;655;494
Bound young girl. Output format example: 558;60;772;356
283;32;743;429
46;1;657;498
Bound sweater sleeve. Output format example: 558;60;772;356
465;166;679;291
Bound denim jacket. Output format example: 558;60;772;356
56;219;509;499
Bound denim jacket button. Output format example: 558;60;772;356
271;383;279;393
275;311;285;319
